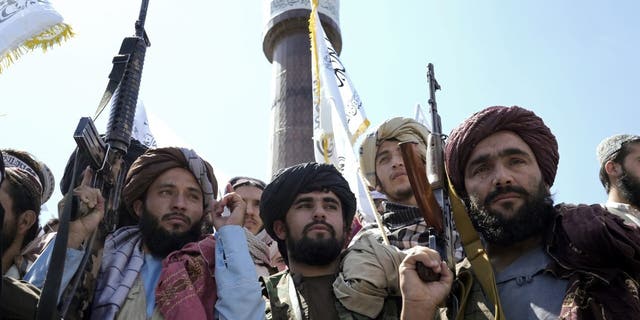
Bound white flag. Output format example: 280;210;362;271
0;0;73;74
309;0;376;223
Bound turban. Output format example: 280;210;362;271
359;117;431;188
2;149;54;204
122;147;217;217
4;167;43;211
260;162;356;242
445;106;559;197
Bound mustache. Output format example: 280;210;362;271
161;212;191;225
484;185;529;206
302;221;336;236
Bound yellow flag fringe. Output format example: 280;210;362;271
0;22;74;74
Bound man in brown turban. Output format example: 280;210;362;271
26;147;264;319
401;106;640;320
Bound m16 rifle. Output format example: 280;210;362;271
35;1;151;319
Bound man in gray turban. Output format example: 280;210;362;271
597;134;640;226
26;147;264;319
401;106;640;320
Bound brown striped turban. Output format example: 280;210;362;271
444;106;559;197
359;117;431;188
122;147;217;217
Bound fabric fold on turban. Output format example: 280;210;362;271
260;162;356;243
444;106;559;197
122;147;217;217
359;117;431;188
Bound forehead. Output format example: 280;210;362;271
293;190;341;203
466;131;536;165
150;167;200;190
234;185;263;198
625;142;640;156
376;140;399;156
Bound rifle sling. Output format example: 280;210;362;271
447;179;505;320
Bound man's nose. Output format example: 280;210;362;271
171;193;188;211
391;152;405;168
492;164;513;187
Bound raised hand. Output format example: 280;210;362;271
209;183;246;230
68;167;105;249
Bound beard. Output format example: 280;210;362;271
466;182;555;246
616;167;640;209
286;221;345;266
1;218;16;253
139;208;203;258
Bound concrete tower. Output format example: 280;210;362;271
263;0;342;176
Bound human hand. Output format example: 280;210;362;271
399;246;453;319
209;183;246;230
68;167;105;249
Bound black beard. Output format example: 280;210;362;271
616;167;640;209
1;219;16;253
466;183;556;246
139;208;203;258
286;221;344;266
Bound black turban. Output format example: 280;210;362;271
260;162;356;242
445;106;559;197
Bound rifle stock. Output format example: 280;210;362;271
399;142;443;231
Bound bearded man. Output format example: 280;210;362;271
400;106;640;320
26;147;264;319
597;134;640;226
260;162;404;319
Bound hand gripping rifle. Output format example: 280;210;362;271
399;63;458;317
36;1;151;319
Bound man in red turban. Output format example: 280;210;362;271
400;106;640;320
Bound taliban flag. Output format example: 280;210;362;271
0;0;73;74
309;0;379;226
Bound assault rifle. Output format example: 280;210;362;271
399;63;458;316
35;1;151;319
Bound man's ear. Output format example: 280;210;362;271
273;220;287;241
133;199;144;218
605;161;621;177
17;210;36;234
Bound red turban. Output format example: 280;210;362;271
444;106;559;197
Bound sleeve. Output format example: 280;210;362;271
23;235;85;302
213;225;265;320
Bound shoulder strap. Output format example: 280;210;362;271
448;180;504;320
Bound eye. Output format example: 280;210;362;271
188;192;202;201
509;157;526;166
376;154;390;165
159;189;173;196
471;165;489;176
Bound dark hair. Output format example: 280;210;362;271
5;169;42;248
600;141;640;192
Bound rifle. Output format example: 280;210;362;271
35;1;151;319
399;63;458;315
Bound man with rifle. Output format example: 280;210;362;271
27;147;265;319
329;64;458;318
401;105;640;319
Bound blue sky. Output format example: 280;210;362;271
1;1;638;224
